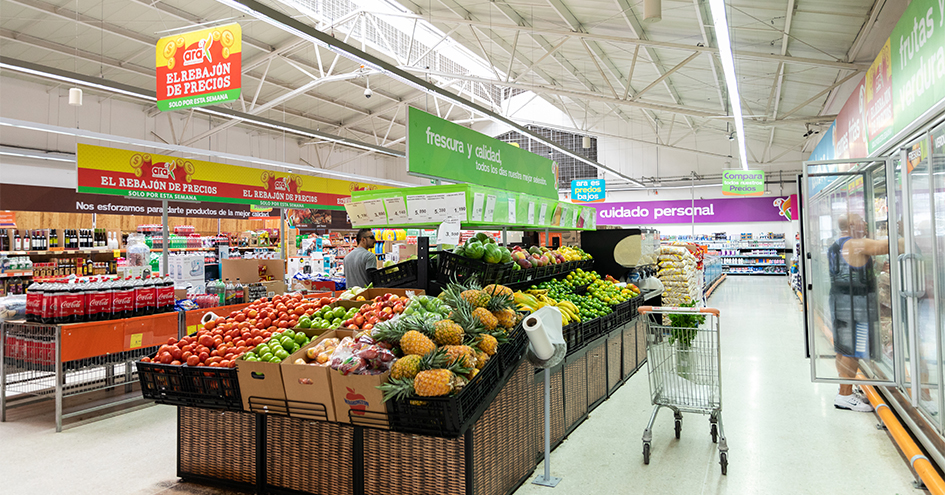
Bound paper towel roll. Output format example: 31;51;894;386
524;314;555;360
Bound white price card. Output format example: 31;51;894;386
484;195;497;222
579;208;592;229
361;199;387;225
427;194;449;221
406;194;430;223
437;218;462;245
444;192;467;220
539;203;548;225
508;197;517;223
471;192;485;221
384;196;409;224
344;201;369;225
571;208;580;227
527;202;536;225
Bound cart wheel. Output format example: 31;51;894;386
675;419;681;439
710;423;718;444
720;452;728;475
643;443;650;465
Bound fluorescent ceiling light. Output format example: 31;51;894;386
0;117;415;187
215;0;647;188
708;0;748;171
0;146;76;163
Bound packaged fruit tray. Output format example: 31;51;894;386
436;251;513;285
137;359;242;411
384;322;527;439
367;259;419;288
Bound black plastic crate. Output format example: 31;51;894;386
367;259;419;288
562;321;584;353
629;293;644;316
582;317;605;345
138;360;242;411
385;344;507;438
436;251;513;285
613;299;632;325
504;266;529;285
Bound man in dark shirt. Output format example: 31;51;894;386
344;229;376;288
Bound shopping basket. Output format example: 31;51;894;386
638;305;728;475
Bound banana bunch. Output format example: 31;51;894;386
514;291;581;326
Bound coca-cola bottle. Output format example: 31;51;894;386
112;277;135;319
41;282;57;324
156;274;175;314
57;281;84;324
26;280;43;322
86;278;105;322
100;277;116;320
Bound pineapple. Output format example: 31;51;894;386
465;368;479;381
472;307;498;331
390;355;423;380
433;319;464;346
493;308;517;328
483;284;513;298
413;369;456;396
461;289;490;308
475;350;489;369
401;330;435;356
478;334;498;356
443;345;478;369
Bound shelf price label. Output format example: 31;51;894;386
444;192;467;221
508;197;517;223
384;196;409;224
471;192;485;221
427;194;449;222
539;203;548;225
344;201;370;225
437;218;462;245
406;194;430;223
361;199;387;225
571;208;579;227
129;333;143;349
527;202;536;225
484;195;497;222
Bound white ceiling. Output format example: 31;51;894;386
0;0;905;185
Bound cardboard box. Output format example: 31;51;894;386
334;288;425;310
236;356;287;414
330;368;390;428
221;258;286;284
280;330;354;422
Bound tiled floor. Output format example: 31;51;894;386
0;277;917;494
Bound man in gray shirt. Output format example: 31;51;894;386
344;228;376;288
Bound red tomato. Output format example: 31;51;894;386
170;348;183;360
261;317;272;327
167;337;178;346
171;360;181;366
141;357;151;363
262;331;272;338
186;355;200;366
198;335;214;348
215;317;226;326
220;360;231;368
209;362;220;367
198;351;210;362
182;351;193;360
277;321;289;328
227;360;237;368
159;352;173;364
203;320;217;331
182;344;195;354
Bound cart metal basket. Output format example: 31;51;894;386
638;305;728;474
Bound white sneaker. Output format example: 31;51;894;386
852;387;868;403
835;393;873;412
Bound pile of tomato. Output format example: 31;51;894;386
140;293;337;368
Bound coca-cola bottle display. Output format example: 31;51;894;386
156;274;175;314
112;276;135;319
86;278;107;321
132;277;147;317
25;280;43;322
57;281;85;324
41;282;57;324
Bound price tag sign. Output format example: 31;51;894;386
539;203;548;225
113;249;122;259
579;208;592;229
571;208;580;227
406;194;430;223
484;195;497;222
361;199;387;225
344;202;369;225
218;245;230;260
427;193;449;222
437;218;462;245
527;202;536;225
508;197;517;223
444;192;467;220
471;192;485;221
129;333;143;349
384;196;409;224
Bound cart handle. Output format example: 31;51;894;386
638;306;720;316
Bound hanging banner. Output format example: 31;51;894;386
406;107;559;199
570;179;605;203
76;144;382;209
156;23;242;111
596;196;793;225
721;170;765;196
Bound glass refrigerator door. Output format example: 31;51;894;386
802;158;900;386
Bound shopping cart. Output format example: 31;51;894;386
638;305;728;475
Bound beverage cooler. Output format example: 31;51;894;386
800;127;945;465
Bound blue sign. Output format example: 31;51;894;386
571;179;605;203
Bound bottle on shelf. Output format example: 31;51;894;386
0;230;8;251
43;282;60;324
25;280;43;323
113;276;135;319
157;273;175;314
224;279;235;306
234;278;244;305
13;230;21;251
49;229;58;249
58;280;85;324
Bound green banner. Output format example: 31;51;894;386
721;170;765;196
156;89;241;111
407;107;559;199
889;0;945;142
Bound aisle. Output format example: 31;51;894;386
513;276;915;495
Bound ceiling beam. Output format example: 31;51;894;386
374;11;869;71
129;0;273;53
629;52;701;101
692;0;728;113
